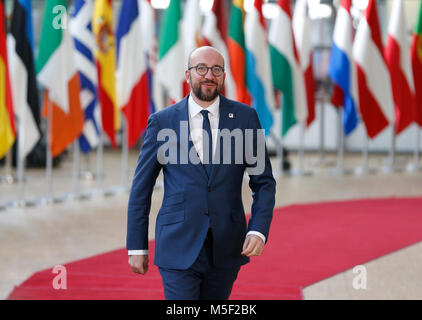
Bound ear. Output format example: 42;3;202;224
185;69;190;84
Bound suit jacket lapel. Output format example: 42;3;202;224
209;95;236;183
174;95;209;181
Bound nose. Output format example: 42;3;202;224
204;68;214;79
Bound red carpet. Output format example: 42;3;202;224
7;197;422;300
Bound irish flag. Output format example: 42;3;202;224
269;0;307;136
36;0;84;157
353;0;394;139
411;0;422;127
385;0;416;135
156;0;185;104
228;0;250;105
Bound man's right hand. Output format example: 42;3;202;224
128;255;149;275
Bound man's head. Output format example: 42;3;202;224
185;46;226;103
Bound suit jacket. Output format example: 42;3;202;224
126;94;276;270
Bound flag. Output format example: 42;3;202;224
70;0;100;153
0;0;15;159
411;0;422;127
269;0;307;136
292;0;315;127
93;0;119;148
385;0;416;135
139;0;160;114
8;0;41;160
244;0;275;135
116;0;150;149
156;0;185;104
182;0;202;96
202;0;236;100
228;0;250;104
353;0;394;139
36;0;84;157
328;0;359;135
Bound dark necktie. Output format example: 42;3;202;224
201;109;213;177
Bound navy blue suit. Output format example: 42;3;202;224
126;94;276;298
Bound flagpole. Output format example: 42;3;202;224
382;124;396;173
16;117;26;206
71;141;80;200
407;124;421;172
96;128;104;196
121;115;129;191
45;97;53;204
332;107;344;175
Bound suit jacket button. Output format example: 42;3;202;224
205;211;210;216
207;187;212;192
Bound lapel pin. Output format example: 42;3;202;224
228;113;234;118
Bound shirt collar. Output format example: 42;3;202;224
188;94;220;119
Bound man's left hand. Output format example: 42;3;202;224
241;234;265;257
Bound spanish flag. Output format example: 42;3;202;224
36;0;84;157
93;0;119;148
0;0;16;159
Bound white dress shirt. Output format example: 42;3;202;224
128;94;265;256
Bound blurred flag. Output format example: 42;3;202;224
0;0;15;159
228;0;250;104
93;0;119;148
292;0;315;127
70;0;100;153
269;0;307;136
156;0;185;104
411;0;422;127
245;0;275;135
137;0;160;113
353;0;394;138
8;0;41;160
202;0;235;99
385;0;416;135
182;0;202;96
328;0;359;135
116;0;150;148
36;0;84;157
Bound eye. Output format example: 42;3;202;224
197;65;207;73
212;66;223;75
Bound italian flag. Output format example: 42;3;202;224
36;0;84;157
269;0;307;136
156;0;185;105
228;0;250;105
411;0;422;127
385;0;416;134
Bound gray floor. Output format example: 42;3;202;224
1;149;421;299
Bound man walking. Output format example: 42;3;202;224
127;46;276;300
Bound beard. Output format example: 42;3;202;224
191;77;224;102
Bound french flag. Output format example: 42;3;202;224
245;0;275;135
116;0;150;148
328;0;358;135
353;0;394;139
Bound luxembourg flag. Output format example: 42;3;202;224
328;0;359;135
245;0;275;135
385;0;417;135
116;0;150;148
353;0;394;139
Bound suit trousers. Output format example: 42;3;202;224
158;229;240;300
